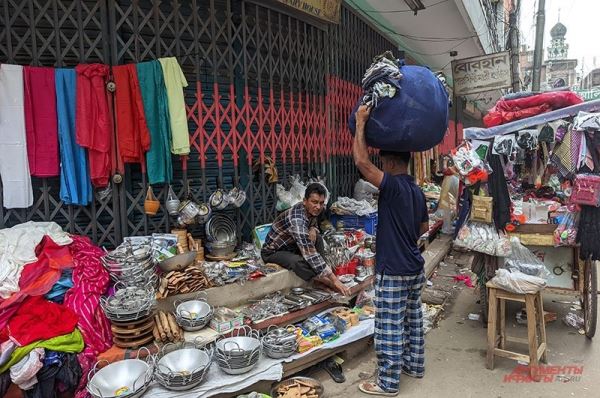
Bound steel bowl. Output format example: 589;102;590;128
205;241;236;257
176;300;212;320
158;252;197;273
216;336;261;356
175;313;213;332
87;359;151;398
157;348;210;377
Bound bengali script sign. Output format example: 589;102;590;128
574;88;600;102
274;0;342;23
452;52;511;96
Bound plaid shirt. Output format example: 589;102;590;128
263;203;330;277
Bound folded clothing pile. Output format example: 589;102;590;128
361;51;402;108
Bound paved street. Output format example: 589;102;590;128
315;287;598;398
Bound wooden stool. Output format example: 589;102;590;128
486;283;547;376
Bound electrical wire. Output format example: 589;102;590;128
362;0;450;14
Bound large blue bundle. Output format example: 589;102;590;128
348;65;449;152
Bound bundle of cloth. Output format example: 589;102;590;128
0;222;112;397
483;90;584;127
348;51;450;152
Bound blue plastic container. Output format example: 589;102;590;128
330;213;378;235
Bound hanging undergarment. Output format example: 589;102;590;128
55;68;93;206
137;60;173;184
0;64;34;209
23;66;60;177
112;64;151;165
75;64;112;188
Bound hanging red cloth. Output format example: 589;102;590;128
5;295;78;346
112;64;151;166
23;66;60;177
75;64;112;187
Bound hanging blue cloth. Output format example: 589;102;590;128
55;68;92;205
137;60;173;184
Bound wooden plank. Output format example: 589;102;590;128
537;343;547;360
513;224;557;234
525;295;539;370
505;336;530;345
494;348;530;363
422;235;452;281
282;336;372;376
487;287;498;370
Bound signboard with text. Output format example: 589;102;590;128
574;88;600;102
274;0;342;23
452;51;511;96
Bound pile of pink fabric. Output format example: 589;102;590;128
64;235;112;398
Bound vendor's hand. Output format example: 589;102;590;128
334;278;352;296
308;227;318;243
355;105;372;127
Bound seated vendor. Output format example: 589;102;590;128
262;183;351;296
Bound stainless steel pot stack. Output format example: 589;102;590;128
87;348;154;398
261;325;298;359
100;282;156;323
174;292;214;332
215;326;261;375
101;242;157;287
205;214;237;257
154;341;213;391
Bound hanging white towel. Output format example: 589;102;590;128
0;64;33;209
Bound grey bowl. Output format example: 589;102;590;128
158;252;197;272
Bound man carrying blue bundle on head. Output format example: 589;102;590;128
353;104;430;397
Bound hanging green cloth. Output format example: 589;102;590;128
137;60;173;184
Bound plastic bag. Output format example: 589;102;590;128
454;221;511;256
489;268;546;294
504;237;550;279
553;211;579;247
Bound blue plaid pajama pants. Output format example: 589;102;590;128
374;271;426;392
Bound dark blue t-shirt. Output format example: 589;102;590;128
376;173;429;275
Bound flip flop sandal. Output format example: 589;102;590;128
358;381;399;397
321;358;346;383
401;368;424;379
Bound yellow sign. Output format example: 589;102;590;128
274;0;342;24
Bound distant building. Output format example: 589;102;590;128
519;46;546;90
581;68;600;89
544;21;578;89
519;21;578;91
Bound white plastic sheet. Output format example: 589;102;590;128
145;319;374;398
464;99;600;140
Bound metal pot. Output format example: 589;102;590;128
166;187;181;216
178;200;201;225
87;350;153;398
209;189;230;211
